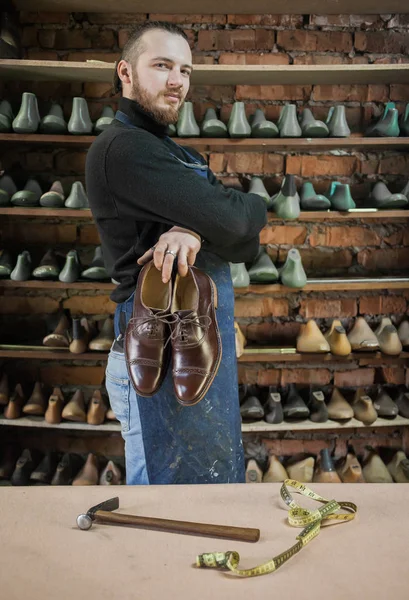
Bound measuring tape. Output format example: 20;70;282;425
196;478;357;578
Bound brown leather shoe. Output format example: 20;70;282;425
87;389;107;425
245;459;263;483
325;319;351;356
0;372;9;405
4;383;25;419
170;266;222;406
44;387;64;424
69;317;96;354
347;317;379;351
72;453;99;485
352;388;377;425
43;312;71;347
296;320;330;353
327;387;354;420
124;261;172;396
22;381;46;415
88;317;114;351
62;389;86;422
99;460;123;485
337;451;365;483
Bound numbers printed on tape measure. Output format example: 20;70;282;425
196;479;357;578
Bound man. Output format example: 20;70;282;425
86;21;267;485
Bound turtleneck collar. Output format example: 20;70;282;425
118;97;168;137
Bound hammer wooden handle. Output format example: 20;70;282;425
94;510;260;543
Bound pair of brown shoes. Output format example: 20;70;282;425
125;261;221;406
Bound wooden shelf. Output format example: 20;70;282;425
1;60;409;85
0;415;120;432
1;133;408;152
1;277;409;294
241;415;409;433
239;350;409;365
0;280;114;290
0;207;92;218
0;348;108;360
13;1;409;15
1;414;408;433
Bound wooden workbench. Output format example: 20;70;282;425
0;483;407;599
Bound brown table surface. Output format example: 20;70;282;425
0;483;407;600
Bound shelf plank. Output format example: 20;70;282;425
239;350;409;364
1;278;408;293
13;1;409;15
1;60;409;85
241;416;409;433
0;415;120;432
1;415;408;433
1;133;408;151
0;348;108;360
0;206;407;221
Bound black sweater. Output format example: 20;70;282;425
85;97;267;303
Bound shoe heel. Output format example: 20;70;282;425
209;277;218;309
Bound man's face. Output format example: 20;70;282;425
128;30;192;126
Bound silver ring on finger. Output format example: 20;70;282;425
165;250;178;259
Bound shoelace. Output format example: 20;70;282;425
128;311;175;339
170;312;212;347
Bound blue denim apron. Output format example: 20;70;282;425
105;111;245;485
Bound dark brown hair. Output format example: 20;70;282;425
113;21;189;93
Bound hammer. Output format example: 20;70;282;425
76;497;260;543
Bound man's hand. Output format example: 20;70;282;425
137;226;201;283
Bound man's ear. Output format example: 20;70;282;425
117;59;132;88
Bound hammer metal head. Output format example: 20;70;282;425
76;496;119;530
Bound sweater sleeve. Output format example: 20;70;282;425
105;130;267;260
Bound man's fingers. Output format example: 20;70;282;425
161;247;178;283
153;243;168;271
187;247;198;266
177;247;189;277
137;247;154;265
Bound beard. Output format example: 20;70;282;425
130;73;183;126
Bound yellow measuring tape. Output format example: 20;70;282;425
196;478;357;578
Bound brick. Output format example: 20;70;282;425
384;230;404;246
260;225;307;245
263;154;285;175
1;223;77;245
234;297;289;318
277;30;353;53
334;369;375;387
150;13;226;24
0;296;59;314
21;27;38;47
188;85;234;103
192;56;215;65
382;296;407;315
227;15;302;26
379;155;409;175
237;366;280;386
299;298;357;319
359;296;382;315
355;31;409;54
293;55;347;65
286;155;357;177
55;152;87;174
63;295;116;315
79;225;100;245
281;368;332;385
197;30;255;51
39;366;106;386
279;248;353;272
19;12;70;24
209;154;225;173
236;85;311;101
391;84;409;102
213;153;264;174
219;53;289;65
243;321;300;345
357;248;409;272
380;367;406;385
25;152;54;171
255;30;275;50
309;226;381;248
84;82;115;98
26;50;59;61
262;438;329;458
256;369;282;387
87;13;147;25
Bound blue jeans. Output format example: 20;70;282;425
105;252;245;485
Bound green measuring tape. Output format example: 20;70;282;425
196;478;357;578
